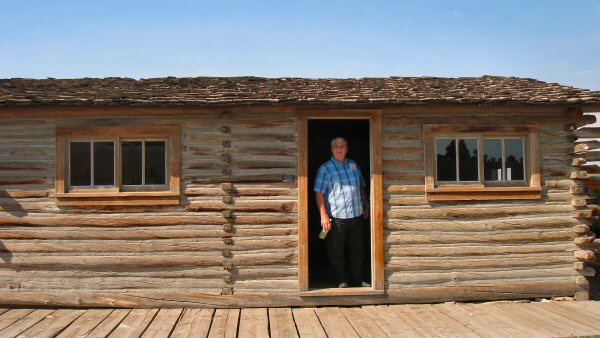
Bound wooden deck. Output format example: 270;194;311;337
1;301;600;337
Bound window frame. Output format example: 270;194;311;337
56;125;180;206
424;125;541;201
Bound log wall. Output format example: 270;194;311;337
0;108;591;307
0;112;300;305
382;112;591;299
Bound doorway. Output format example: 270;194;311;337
307;119;371;289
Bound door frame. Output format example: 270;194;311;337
297;109;383;292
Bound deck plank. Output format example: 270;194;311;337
239;308;269;338
141;308;183;338
56;309;113;338
0;309;55;337
315;307;359;338
108;309;158;338
269;308;299;338
208;308;240;338
460;303;535;338
0;309;9;316
87;309;131;338
340;307;388;338
0;309;35;331
404;304;481;338
562;300;600;316
18;309;85;338
535;302;600;331
363;305;425;337
465;303;548;338
390;304;456;337
171;308;214;338
489;302;574;337
291;308;327;338
521;302;600;335
432;303;511;338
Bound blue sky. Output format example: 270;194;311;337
1;1;599;90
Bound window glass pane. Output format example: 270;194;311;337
484;139;503;181
122;141;143;185
458;139;478;181
145;141;166;185
436;139;456;181
70;142;91;186
93;142;114;186
505;139;524;181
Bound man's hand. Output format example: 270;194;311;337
321;215;332;232
362;205;370;219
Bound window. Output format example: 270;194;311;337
424;125;541;201
56;126;180;205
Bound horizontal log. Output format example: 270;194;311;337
0;189;50;199
385;185;425;194
0;214;296;227
386;256;575;271
574;250;596;262
0;239;296;253
545;180;578;190
185;187;296;197
573;224;591;234
0;266;298;279
386;230;573;245
577;151;600;162
387;205;574;220
0;277;225;291
574;235;596;247
189;174;293;184
0;280;582;307
387;216;579;232
0;252;296;268
387;268;577;285
574;127;600;138
186;200;297;212
0;227;297;240
571;198;588;207
388;243;574;257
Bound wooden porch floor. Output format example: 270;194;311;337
1;301;600;337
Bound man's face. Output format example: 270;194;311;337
331;139;348;162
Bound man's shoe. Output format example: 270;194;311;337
360;281;371;287
338;282;348;288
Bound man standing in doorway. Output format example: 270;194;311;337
314;137;370;288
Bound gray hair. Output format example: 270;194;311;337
330;137;348;148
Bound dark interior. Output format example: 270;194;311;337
307;119;371;289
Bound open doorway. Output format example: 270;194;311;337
307;119;371;289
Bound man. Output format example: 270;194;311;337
314;137;370;288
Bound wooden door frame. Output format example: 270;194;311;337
297;110;384;292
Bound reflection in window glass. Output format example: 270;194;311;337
458;139;478;181
122;141;143;185
505;139;524;181
93;142;114;186
436;139;456;181
70;142;91;186
484;139;503;181
145;141;166;185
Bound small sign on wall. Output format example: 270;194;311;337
282;175;295;183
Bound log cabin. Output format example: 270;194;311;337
0;76;599;308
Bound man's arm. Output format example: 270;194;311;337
361;188;370;219
316;192;331;232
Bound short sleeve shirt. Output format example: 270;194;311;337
314;157;366;219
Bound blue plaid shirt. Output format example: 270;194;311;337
314;157;366;219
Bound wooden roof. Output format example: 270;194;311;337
1;76;599;107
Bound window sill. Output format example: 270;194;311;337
426;186;542;201
56;191;180;206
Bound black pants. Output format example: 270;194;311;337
326;216;365;284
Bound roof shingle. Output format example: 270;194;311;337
1;76;599;107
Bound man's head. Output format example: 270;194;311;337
330;137;348;162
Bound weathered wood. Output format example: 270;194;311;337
55;309;113;338
208;309;239;338
0;309;55;337
387;205;574;220
386;256;575;271
18;309;85;338
238;308;269;337
315;307;360;338
386;230;574;245
0;309;35;331
109;309;159;337
574;235;596;247
268;308;299;338
389;243;574;257
141;308;183;338
171;308;214;338
82;309;131;337
574;250;596;262
291;308;327;338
